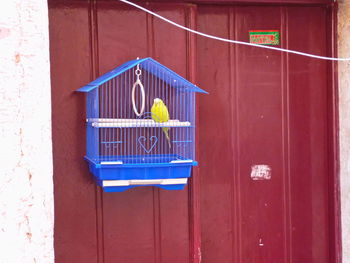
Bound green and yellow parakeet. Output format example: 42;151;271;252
151;98;171;148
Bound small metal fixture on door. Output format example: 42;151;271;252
77;57;207;192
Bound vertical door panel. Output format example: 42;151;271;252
152;6;190;263
49;2;98;263
96;2;191;263
197;7;234;263
50;1;195;263
287;7;329;263
235;6;285;263
96;3;155;263
197;5;332;263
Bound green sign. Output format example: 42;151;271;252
249;30;280;45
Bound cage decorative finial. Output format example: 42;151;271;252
131;61;145;116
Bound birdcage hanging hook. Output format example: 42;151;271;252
131;62;145;117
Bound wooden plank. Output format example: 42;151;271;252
197;6;234;263
234;6;286;263
48;1;99;262
151;4;192;263
287;6;329;263
95;2;156;263
186;4;202;263
197;4;335;263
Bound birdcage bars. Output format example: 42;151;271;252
85;63;196;166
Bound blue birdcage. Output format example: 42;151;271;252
77;57;207;192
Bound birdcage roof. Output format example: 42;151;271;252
76;57;208;94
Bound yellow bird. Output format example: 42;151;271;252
151;98;171;148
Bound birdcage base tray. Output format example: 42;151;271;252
85;155;197;192
96;178;188;192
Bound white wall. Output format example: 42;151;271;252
338;1;350;262
0;1;54;263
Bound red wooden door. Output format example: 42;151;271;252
48;1;339;263
49;2;198;263
197;5;339;263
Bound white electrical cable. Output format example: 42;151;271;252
119;0;350;61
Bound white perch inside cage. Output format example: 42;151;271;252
100;159;193;165
89;118;191;128
87;118;182;123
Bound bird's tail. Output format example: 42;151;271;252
162;127;171;149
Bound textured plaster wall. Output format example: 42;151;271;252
338;1;350;263
0;1;54;263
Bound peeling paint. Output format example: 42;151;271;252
198;247;202;263
251;165;271;180
15;53;21;63
258;238;264;247
0;27;10;39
